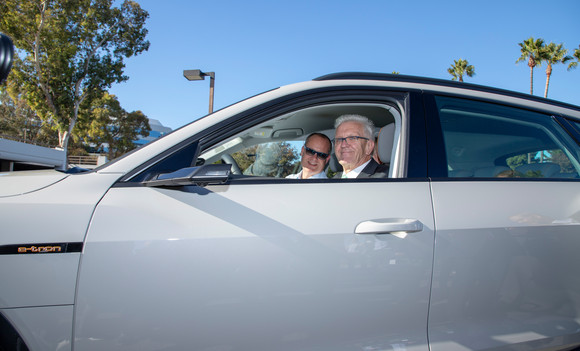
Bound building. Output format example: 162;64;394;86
134;118;173;146
0;118;172;172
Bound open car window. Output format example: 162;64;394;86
198;103;401;180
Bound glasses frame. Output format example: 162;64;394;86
304;146;329;159
332;136;370;145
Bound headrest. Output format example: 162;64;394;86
515;162;561;178
376;124;395;164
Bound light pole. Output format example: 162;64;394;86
183;69;215;114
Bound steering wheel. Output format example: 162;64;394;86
221;154;242;175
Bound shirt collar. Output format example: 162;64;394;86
343;160;371;178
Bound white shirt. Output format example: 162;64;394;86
286;170;327;179
341;160;371;179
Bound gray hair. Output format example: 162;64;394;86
334;114;375;139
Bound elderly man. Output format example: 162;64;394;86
333;114;389;178
286;133;332;179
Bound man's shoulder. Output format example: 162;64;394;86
360;159;389;178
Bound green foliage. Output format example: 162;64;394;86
507;149;574;177
0;0;150;155
447;59;475;82
568;45;580;70
551;149;574;173
516;37;547;95
542;42;573;98
232;145;258;171
506;154;527;169
0;87;58;146
76;91;150;159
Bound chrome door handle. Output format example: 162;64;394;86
355;218;423;235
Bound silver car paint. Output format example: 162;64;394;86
1;306;73;351
0;172;121;350
75;182;435;350
429;181;580;351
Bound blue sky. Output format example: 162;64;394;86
110;0;580;130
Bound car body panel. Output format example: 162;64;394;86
1;306;73;351
0;170;68;197
75;181;435;350
429;181;580;351
0;172;122;306
0;253;80;308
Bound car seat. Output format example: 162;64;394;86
329;123;395;173
515;162;561;178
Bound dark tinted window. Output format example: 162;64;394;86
435;96;580;179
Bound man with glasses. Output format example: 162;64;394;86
286;133;332;179
333;114;389;178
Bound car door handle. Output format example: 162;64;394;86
355;218;423;235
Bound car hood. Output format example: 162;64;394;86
0;170;68;197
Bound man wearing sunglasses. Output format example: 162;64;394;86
286;133;332;179
333;114;389;178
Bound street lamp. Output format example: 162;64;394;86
183;69;215;114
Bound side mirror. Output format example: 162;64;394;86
0;33;14;84
143;163;232;187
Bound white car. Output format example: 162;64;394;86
1;73;580;351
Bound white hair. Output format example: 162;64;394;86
334;114;374;139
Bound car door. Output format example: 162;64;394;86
73;90;436;351
425;94;580;351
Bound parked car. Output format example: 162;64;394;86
1;72;580;351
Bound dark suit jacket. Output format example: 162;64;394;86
334;159;389;179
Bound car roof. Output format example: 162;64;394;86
315;72;580;112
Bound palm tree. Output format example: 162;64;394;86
543;42;573;98
447;59;475;82
516;37;547;95
568;45;580;70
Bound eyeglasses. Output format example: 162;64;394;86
304;146;329;159
332;136;370;145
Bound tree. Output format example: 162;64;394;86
76;92;150;159
0;0;149;164
516;37;546;95
542;42;572;98
447;59;475;82
568;45;580;70
0;87;58;146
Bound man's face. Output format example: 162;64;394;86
301;135;330;175
334;121;374;172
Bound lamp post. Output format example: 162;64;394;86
183;69;215;114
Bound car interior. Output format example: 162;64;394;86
437;97;580;179
198;103;402;179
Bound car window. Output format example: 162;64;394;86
198;103;401;180
435;96;580;179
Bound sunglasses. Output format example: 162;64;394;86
304;146;329;159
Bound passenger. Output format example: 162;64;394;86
333;114;389;178
286;133;332;179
